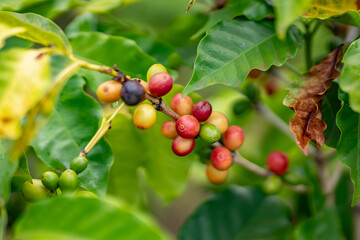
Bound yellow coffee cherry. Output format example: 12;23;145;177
133;104;156;130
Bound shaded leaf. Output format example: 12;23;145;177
13;196;167;240
184;19;302;95
64;12;98;39
71;32;157;80
328;10;360;28
32;75;113;196
273;0;312;39
340;38;360;113
336;90;360;206
322;82;341;148
304;0;358;18
0;49;50;139
11;154;32;193
295;208;344;240
193;0;273;39
179;186;292;240
106;85;198;204
0;139;18;201
0;11;71;54
283;47;343;155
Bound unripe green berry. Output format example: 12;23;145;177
21;179;49;202
59;169;78;193
70;156;88;174
147;64;167;81
41;171;59;191
262;175;283;195
76;191;97;198
199;124;221;144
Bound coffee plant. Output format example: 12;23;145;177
0;0;360;239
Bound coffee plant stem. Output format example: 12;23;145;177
82;102;125;155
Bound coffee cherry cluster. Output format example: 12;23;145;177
262;151;290;195
21;156;89;202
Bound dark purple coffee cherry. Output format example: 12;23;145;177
121;80;145;106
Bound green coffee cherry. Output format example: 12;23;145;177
59;169;78;193
21;179;49;202
70;156;88;174
262;175;283;195
41;171;59;191
199;124;221;144
146;64;167;81
76;191;97;198
283;171;303;185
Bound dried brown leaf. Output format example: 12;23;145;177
283;47;343;155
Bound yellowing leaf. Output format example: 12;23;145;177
283;47;343;155
0;23;25;48
304;0;358;18
0;49;50;139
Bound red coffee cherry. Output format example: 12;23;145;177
172;136;195;156
222;126;245;151
193;101;212;122
176;115;200;139
266;151;289;175
206;163;228;184
161;120;178;139
171;93;193;116
148;72;173;97
211;147;232;171
205;112;228;134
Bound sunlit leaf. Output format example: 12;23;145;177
0;11;71;54
179;186;292;240
0;0;46;11
13;196;167;240
71;32;157;80
304;0;358;18
340;38;360;113
184;19;302;95
0;49;50;139
273;0;312;38
193;0;272;39
32;75;113;196
336;91;360;206
283;47;343;155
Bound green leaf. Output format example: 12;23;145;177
193;0;273;39
0;48;50;139
328;10;360;28
65;12;98;38
340;38;360;113
31;75;113;196
336;90;360;206
178;186;292;240
0;0;46;11
71;32;157;80
0;139;18;201
106;85;195;204
184;19;302;95
84;0;123;13
0;11;71;54
322;82;341;148
13;196;167;240
11;154;32;193
295;208;344;240
273;0;312;39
